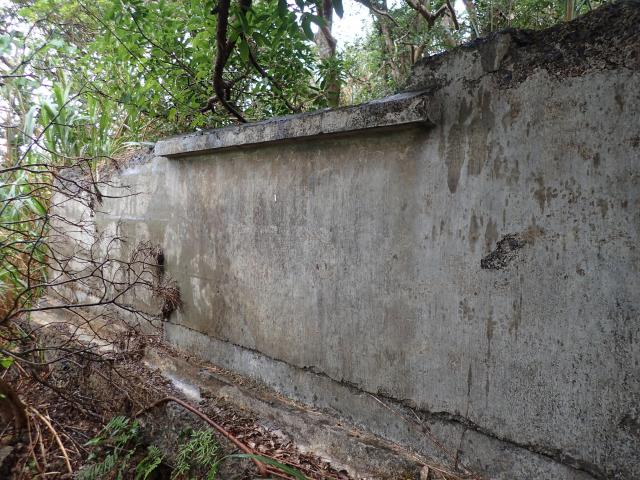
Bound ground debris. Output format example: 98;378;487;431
1;328;350;480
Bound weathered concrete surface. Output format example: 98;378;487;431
80;3;640;479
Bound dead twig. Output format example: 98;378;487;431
36;421;47;473
29;407;73;475
26;417;44;475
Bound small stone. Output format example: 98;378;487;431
420;465;430;480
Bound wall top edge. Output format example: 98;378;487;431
153;90;436;158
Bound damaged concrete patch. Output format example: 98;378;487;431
481;227;544;270
480;234;527;270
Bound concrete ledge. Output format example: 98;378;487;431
153;91;436;158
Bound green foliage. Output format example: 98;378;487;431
77;451;122;480
4;0;357;137
78;416;149;480
0;159;49;319
471;0;608;32
79;417;308;480
0;14;134;322
172;429;221;480
11;0;325;135
0;76;125;321
0;356;14;368
135;446;164;480
37;82;125;165
340;0;609;103
80;420;223;480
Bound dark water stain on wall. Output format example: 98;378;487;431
467;88;495;177
444;98;473;193
484;219;498;254
469;212;481;251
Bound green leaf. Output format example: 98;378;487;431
238;12;250;33
309;14;326;27
23;105;38;139
277;0;288;16
0;357;14;369
301;14;314;40
134;446;163;480
332;0;343;18
252;32;268;46
49;38;66;49
0;35;11;53
238;39;250;63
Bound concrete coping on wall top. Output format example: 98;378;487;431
153;90;436;158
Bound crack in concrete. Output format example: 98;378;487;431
313;373;605;480
408;406;604;479
168;322;603;479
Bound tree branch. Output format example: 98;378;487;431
404;0;447;27
213;0;247;122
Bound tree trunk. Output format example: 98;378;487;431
463;0;480;37
315;0;340;108
378;16;403;84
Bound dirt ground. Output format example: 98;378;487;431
0;322;351;480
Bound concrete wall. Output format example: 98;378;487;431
89;4;639;479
